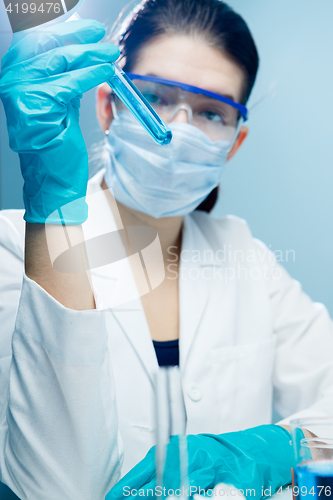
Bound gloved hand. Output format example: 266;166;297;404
0;20;119;224
106;425;293;499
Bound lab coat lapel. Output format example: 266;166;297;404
83;172;159;384
111;298;159;386
179;214;211;370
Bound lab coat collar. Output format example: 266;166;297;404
83;170;215;378
83;169;159;384
179;213;212;370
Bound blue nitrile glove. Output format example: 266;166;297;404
106;425;293;499
0;20;119;224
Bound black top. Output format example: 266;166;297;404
152;339;179;367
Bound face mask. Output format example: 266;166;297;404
104;112;230;218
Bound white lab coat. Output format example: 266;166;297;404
1;168;333;499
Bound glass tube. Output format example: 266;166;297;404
154;367;189;497
66;13;172;145
108;64;172;145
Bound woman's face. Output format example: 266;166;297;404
132;33;245;108
98;33;248;157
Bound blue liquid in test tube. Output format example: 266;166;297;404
4;0;172;145
109;63;172;145
294;461;333;500
65;13;172;146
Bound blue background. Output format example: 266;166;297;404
1;0;333;316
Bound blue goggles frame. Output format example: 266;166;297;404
126;73;248;122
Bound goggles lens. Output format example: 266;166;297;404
113;78;245;142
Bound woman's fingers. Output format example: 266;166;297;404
43;43;120;75
0;59;116;114
44;62;117;100
0;43;120;102
107;449;156;499
1;43;119;83
1;62;116;103
2;20;106;68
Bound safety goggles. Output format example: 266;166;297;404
112;73;248;143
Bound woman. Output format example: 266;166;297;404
0;0;332;498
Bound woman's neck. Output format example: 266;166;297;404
101;179;184;260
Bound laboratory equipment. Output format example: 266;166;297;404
155;366;189;495
0;19;118;224
106;422;294;499
291;418;333;500
108;66;172;145
71;14;172;145
3;1;172;146
295;462;333;499
114;73;248;142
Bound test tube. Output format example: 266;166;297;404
67;13;172;146
108;64;172;145
154;367;189;496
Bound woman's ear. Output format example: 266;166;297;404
227;126;249;161
97;83;114;133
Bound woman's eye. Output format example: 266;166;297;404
142;93;164;105
201;110;224;123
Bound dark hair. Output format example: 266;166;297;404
117;0;259;212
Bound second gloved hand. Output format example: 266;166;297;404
106;425;293;499
0;20;119;224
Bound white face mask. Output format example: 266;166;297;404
104;111;230;218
